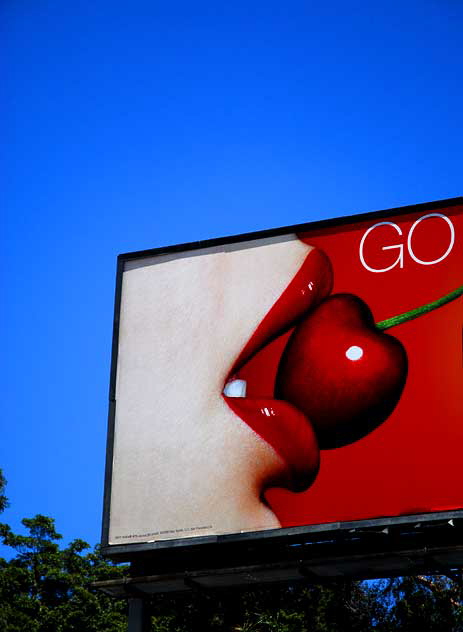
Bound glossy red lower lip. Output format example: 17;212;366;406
222;246;333;491
224;397;320;491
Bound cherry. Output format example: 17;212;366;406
275;294;408;449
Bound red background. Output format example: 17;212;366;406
266;205;463;526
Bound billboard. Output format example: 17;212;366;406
102;198;463;555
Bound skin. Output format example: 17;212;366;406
109;237;314;544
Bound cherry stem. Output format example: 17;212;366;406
376;284;463;331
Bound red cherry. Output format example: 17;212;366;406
275;294;408;449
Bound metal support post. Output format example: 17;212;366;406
128;597;150;632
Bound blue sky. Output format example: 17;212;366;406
2;1;462;552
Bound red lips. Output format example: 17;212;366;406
222;247;333;492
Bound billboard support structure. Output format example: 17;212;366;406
95;511;463;595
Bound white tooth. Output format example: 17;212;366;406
223;379;247;398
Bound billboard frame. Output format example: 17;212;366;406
101;196;463;567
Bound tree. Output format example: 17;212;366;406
147;580;387;632
0;513;128;631
146;575;463;631
372;575;463;632
0;468;8;514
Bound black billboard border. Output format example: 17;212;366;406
101;195;463;563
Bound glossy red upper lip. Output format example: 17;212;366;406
222;246;333;492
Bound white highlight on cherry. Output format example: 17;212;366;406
223;379;247;397
346;345;363;361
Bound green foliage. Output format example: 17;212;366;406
146;576;463;631
372;576;463;632
0;469;8;514
0;513;128;632
148;581;388;632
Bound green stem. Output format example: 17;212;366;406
376;284;463;331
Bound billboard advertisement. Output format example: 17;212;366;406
103;198;463;551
